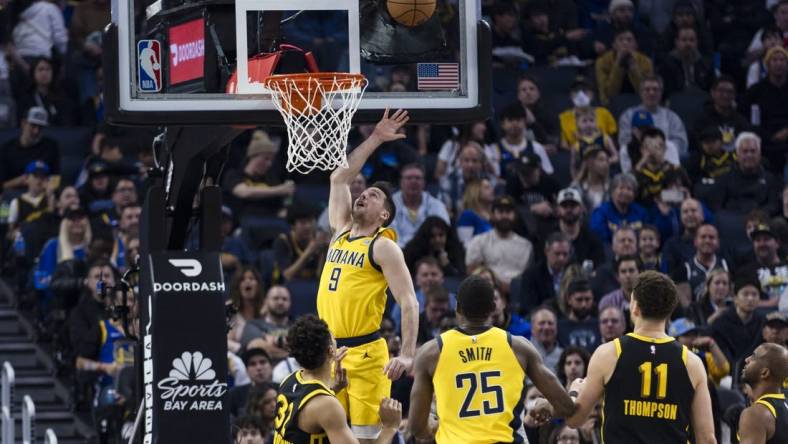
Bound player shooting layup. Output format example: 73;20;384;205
317;109;419;441
533;271;716;444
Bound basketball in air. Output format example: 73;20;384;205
386;0;437;27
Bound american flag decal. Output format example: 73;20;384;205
417;63;460;91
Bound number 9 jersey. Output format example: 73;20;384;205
317;227;396;339
433;327;527;444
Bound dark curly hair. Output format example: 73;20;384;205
403;216;465;275
556;346;591;386
287;315;332;370
632;271;678;321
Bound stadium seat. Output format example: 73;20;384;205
293;184;330;210
240;216;289;250
286;279;319;318
258;249;275;284
715;209;750;259
668;92;709;128
443;276;462;294
527;66;579;97
607;94;640;120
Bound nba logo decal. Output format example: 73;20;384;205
137;40;162;93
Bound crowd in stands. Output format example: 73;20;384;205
1;0;788;443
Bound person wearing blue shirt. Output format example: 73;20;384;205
36;207;91;310
456;177;494;246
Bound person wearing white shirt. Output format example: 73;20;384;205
389;163;450;246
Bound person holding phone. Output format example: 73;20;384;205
633;127;690;210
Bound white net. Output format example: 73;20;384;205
264;73;368;174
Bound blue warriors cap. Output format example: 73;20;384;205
631;110;655;128
668;318;698;338
25;160;50;176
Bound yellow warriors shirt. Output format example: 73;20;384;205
433;327;527;444
317;227;396;339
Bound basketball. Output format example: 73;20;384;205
386;0;437;27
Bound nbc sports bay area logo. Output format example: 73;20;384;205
158;351;227;411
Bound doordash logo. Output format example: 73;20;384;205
168;259;202;277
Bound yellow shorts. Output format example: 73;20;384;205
335;337;391;439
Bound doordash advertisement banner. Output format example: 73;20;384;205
168;18;205;85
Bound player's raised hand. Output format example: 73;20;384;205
383;355;413;380
372;108;410;143
332;346;348;392
527;397;554;426
379;398;403;429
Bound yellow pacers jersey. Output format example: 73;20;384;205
317;227;396;338
433;327;527;444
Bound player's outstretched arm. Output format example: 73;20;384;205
686;352;717;444
376;237;419;379
565;341;615;428
737;403;773;444
409;340;440;441
328;109;409;231
513;337;576;418
311;395;401;444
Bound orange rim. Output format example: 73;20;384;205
263;72;367;92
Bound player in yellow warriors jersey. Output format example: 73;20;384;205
738;343;788;444
409;276;576;443
274;315;402;444
318;109;419;442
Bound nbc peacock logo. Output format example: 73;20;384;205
158;351;227;412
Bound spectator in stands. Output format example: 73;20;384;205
7;160;50;234
227;348;273;419
390;163;450;246
497;104;554;176
227;266;266;353
521;2;583;66
218;206;252;275
242;286;292;363
771;184;788;246
618;75;689;159
620;113;679;174
10;0;67;65
711;275;765;365
489;2;524;66
530;306;563;370
16;57;75;126
689;268;732;327
599;254;640;313
669;318;730;385
557;277;600;351
403;216;465;277
69;0;110;48
78;160;111;213
417;286;452;345
243;382;278;437
466;195;533;291
673;224;730;308
222;130;294;220
568;108;618;181
745;0;788;63
559;77;618;150
92;178;137;240
272;205;326;282
713;132;780;216
590;173;649;243
391;256;454;330
658;26;714;97
743;46;788;174
318;173;365;234
50;238;112;320
595;28;654;105
234;416;266;444
112;203;140;271
762;312;787;346
746;26;782;89
548;187;606;268
572;144;611;211
441;141;489;215
638;224;664;271
513;75;559;146
456;178;493;245
656;1;714;60
662;198;706;271
518;232;572;312
556;346;591;389
489;277;530;338
692;76;750;153
599;306;627;343
593;0;655;56
633;127;690;206
434;120;500;184
738;223;788;308
687;127;737;183
37;207;91;296
25;184;80;264
592;226;639;296
506;153;561;236
0;106;59;191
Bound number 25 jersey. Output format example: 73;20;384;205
433;327;526;444
603;333;695;444
317;227;396;339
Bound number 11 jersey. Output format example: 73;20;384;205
433;327;527;444
603;333;695;444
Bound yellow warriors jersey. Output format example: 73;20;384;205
433;327;527;444
317;227;396;338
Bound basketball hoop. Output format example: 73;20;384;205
263;72;368;174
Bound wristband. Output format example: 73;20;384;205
568;390;579;398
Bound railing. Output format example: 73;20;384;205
1;361;14;444
22;394;35;444
45;427;58;444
